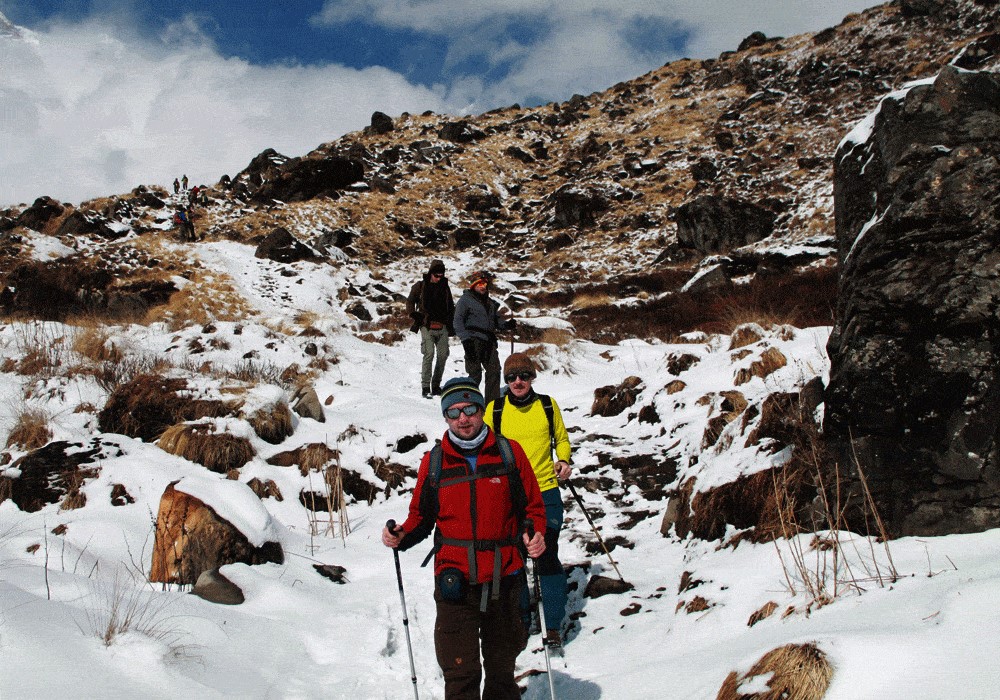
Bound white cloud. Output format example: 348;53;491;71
315;0;886;108
0;15;446;207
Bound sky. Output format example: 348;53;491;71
1;230;999;698
0;0;886;207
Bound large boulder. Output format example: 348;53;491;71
150;478;283;585
826;66;1000;536
673;196;776;254
254;227;320;263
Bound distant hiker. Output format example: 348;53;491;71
485;353;572;651
189;185;200;205
383;378;546;700
200;188;209;206
173;207;195;241
181;174;188;190
454;271;515;404
406;259;456;398
173;178;180;194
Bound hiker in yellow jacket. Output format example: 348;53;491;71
485;352;572;650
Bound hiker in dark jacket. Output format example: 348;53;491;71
454;271;514;404
406;259;455;398
383;377;546;700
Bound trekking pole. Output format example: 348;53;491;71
565;482;626;583
524;521;557;700
387;519;420;700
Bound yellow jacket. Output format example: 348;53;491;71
485;393;572;492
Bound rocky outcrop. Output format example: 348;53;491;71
673;196;776;254
254;227;320;263
826;65;1000;536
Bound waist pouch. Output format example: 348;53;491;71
429;321;444;330
436;568;467;603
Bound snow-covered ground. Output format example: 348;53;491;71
1;235;998;699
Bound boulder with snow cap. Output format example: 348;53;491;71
150;477;283;585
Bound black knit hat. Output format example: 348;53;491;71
429;259;445;274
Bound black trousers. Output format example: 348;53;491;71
434;574;528;700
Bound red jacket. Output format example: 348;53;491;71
399;428;545;584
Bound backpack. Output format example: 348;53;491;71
419;434;528;579
492;393;556;450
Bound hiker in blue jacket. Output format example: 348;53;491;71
454;271;514;404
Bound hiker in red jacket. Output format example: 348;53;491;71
383;377;546;700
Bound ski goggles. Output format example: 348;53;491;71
444;404;481;419
504;371;535;383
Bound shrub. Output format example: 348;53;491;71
717;642;832;700
5;408;52;450
98;374;234;442
157;423;255;473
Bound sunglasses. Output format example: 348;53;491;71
444;405;481;419
504;372;534;383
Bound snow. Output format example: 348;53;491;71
1;240;999;699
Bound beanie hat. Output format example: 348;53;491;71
468;271;490;289
440;377;486;413
429;259;445;274
503;353;536;378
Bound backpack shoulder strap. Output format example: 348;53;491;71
419;441;444;567
495;434;527;525
537;394;555;449
493;395;506;436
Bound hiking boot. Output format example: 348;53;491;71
422;386;433;398
431;384;442;396
543;629;563;653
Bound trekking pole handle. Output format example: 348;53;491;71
387;519;397;531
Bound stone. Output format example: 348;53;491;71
254;227;320;263
827;66;1000;536
673;196;777;254
150;481;283;585
191;568;245;605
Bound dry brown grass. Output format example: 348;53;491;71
246;401;294;444
157;423;255;473
143;271;253;330
72;326;124;363
6;407;52;450
716;643;833;700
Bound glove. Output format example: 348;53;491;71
505;319;517;331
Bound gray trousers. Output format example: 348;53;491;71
420;326;450;390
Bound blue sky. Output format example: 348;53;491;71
0;0;886;206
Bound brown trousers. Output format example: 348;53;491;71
434;574;528;700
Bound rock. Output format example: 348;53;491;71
827;65;1000;536
191;568;245;605
15;196;64;231
583;574;634;599
439;120;485;143
369;111;394;135
291;385;325;422
550;185;610;228
738;31;770;52
254;227;320;263
55;210;125;240
673;196;777;254
314;563;348;584
150;480;283;585
591;376;644;417
251;155;364;203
